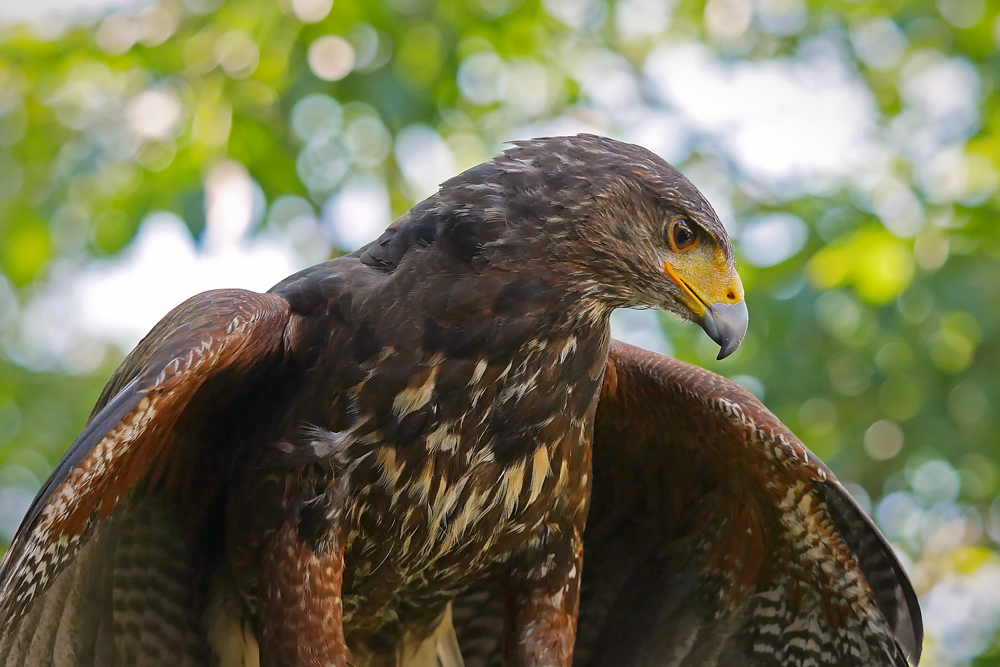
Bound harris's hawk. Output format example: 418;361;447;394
0;135;920;667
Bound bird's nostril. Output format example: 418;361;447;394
727;291;736;301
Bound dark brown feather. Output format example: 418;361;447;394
576;341;920;667
0;289;295;666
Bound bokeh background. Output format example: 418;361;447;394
0;0;997;662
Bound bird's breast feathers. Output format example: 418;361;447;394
288;323;609;613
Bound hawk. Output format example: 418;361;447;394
0;135;920;666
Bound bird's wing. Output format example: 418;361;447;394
573;340;922;667
0;288;296;666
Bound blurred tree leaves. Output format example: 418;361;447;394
0;0;999;662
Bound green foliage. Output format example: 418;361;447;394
0;0;999;662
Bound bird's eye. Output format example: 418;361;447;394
666;218;698;251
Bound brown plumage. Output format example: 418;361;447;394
0;135;920;667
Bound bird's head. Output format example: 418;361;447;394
487;134;748;360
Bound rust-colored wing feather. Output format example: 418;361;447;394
573;340;921;667
0;288;295;666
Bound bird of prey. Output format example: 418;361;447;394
0;134;920;667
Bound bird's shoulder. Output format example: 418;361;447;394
269;253;382;317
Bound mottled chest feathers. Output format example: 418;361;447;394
341;329;608;466
268;331;606;572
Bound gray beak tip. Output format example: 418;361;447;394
700;300;749;361
716;340;741;361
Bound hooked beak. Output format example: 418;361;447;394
699;300;749;360
663;261;748;360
